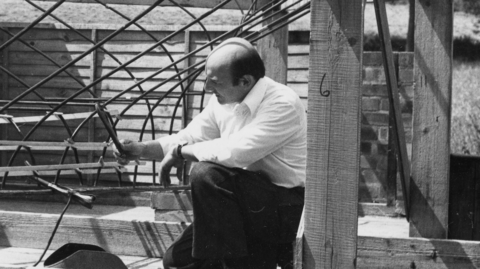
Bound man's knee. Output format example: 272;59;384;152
190;162;231;187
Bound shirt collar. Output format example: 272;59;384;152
233;77;267;117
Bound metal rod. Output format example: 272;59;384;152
0;0;67;51
0;0;166;114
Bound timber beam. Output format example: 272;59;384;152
357;236;480;268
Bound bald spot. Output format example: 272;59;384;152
206;38;257;72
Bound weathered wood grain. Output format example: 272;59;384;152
410;0;453;239
303;0;363;268
0;246;164;269
257;1;288;84
0;140;107;150
357;236;480;268
0;161;142;173
0;211;186;257
373;0;411;219
1;30;10;168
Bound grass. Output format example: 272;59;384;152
451;61;480;155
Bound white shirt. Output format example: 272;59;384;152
158;77;307;188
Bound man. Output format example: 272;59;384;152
114;37;306;269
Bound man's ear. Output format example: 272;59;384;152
241;74;255;88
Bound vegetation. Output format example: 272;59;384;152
387;0;480;15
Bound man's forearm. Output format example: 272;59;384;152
139;140;165;160
173;144;198;162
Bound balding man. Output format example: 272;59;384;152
114;37;306;269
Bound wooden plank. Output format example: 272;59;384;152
97;53;186;69
6;28;92;42
97;117;182;132
150;191;193;211
386;109;397;207
1;29;9;167
0;161;143;173
257;0;289;84
410;0;453;239
96;29;185;42
0;247;163;269
288;55;310;69
34;0;253;9
373;0;411;217
9;51;92;67
0;111;117;125
10;40;184;53
357;236;480;268
286;83;307;97
0;168;125;177
294;208;304;269
8;76;91;89
0;140;108;150
303;0;363;268
0;22;248;32
7;65;180;80
87;28;98;185
103;103;180;117
0;211;185;258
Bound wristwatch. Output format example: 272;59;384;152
176;142;188;159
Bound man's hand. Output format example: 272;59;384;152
159;146;184;188
112;139;144;166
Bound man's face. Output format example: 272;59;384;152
204;61;246;105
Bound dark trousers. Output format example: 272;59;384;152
163;162;304;269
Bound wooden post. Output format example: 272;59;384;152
1;30;9;168
373;0;411;216
386;109;397;207
303;0;363;268
87;28;98;185
256;0;288;84
410;0;453;238
181;30;192;185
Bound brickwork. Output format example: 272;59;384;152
360;52;414;203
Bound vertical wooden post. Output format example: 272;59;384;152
1;30;10;167
87;28;98;185
386;109;397;207
256;0;288;84
303;0;363;268
181;30;192;185
373;0;411;216
410;0;453;238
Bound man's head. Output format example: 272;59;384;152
204;37;265;104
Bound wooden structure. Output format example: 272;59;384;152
1;0;480;268
449;154;480;241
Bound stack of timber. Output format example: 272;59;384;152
0;187;192;268
0;185;417;269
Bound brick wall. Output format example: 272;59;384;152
360;52;414;203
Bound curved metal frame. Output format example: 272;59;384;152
0;0;310;190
